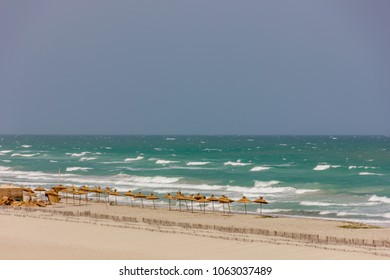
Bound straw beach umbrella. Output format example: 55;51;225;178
104;187;112;203
134;192;146;208
207;194;219;212
197;196;209;213
163;193;174;210
109;189;121;205
174;192;187;211
185;194;196;213
76;189;87;205
94;186;103;202
34;186;46;193
146;193;159;209
124;190;135;206
253;196;268;216
79;185;90;203
218;195;234;214
237;196;251;214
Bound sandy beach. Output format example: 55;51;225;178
1;197;389;260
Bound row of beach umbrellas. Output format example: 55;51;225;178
22;185;269;215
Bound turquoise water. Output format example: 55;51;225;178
1;135;389;225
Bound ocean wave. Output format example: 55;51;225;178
155;159;179;165
369;195;390;204
114;174;181;184
65;167;93;172
250;166;271;172
68;151;90;157
319;210;390;219
166;138;176;141
253;180;281;188
300;201;379;207
2;160;11;163
186;161;210;166
313;164;340;171
80;157;97;161
359;172;383;176
124;156;144;162
225;181;318;196
349;165;377;170
203;148;222;152
224;161;251;167
0;150;13;154
21;145;32;148
10;153;38;157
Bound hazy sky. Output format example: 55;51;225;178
1;0;389;135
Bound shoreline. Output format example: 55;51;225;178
1;200;390;260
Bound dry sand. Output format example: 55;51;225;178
1;200;389;260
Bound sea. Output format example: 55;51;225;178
0;135;389;226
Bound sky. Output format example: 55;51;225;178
1;0;389;135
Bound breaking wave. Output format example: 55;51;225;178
250;166;271;172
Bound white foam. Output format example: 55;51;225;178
250;166;271;172
2;160;11;163
49;160;58;163
224;161;251;167
21;145;32;148
155;159;179;165
186;161;210;166
253;180;281;187
0;150;13;154
124;156;144;162
203;148;222;152
359;172;383;176
166;138;176;141
105;147;112;150
11;153;38;157
80;157;97;161
69;152;90;157
369;195;390;204
313;164;331;171
66;167;93;172
349;165;377;170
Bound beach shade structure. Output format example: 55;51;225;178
194;193;203;200
61;187;71;204
197;196;209;214
94;187;103;202
174;192;187;211
104;187;112;203
134;192;147;208
253;196;268;216
146;193;159;209
34;186;46;193
207;194;219;212
163;193;175;210
70;186;77;205
79;185;90;203
75;190;87;205
24;192;36;205
45;190;60;204
124;190;135;206
237;196;252;214
23;187;34;193
218;195;234;214
109;189;121;205
185;194;196;213
52;185;67;193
